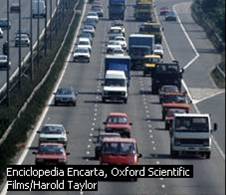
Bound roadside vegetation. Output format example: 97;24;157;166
192;0;225;88
0;0;84;184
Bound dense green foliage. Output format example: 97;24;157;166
195;0;225;41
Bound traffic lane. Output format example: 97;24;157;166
0;0;56;88
197;93;225;152
141;78;225;195
174;1;221;88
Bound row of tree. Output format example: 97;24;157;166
195;0;225;41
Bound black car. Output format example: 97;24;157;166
10;3;20;12
54;87;78;106
0;18;11;30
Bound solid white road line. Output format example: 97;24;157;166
0;1;88;195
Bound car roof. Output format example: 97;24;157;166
108;112;128;117
162;103;191;109
103;137;136;143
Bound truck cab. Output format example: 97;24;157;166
134;0;153;21
108;0;126;20
102;70;128;103
32;0;46;18
170;113;218;159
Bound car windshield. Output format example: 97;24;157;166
115;37;125;41
98;134;120;143
155;45;162;50
38;145;64;154
84;26;93;30
79;41;89;45
107;116;128;124
57;88;73;95
102;142;136;155
41;126;64;134
105;78;125;87
167;109;187;117
156;64;179;73
113;49;124;54
175;117;209;132
161;85;179;93
163;95;187;103
108;41;120;45
146;57;160;63
75;48;88;53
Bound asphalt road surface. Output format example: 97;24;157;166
5;0;225;195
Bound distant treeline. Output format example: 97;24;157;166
195;0;225;41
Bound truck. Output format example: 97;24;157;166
102;70;128;103
105;55;131;86
170;113;218;159
151;60;184;94
134;0;153;21
108;0;126;20
139;22;162;44
32;0;46;18
128;34;155;70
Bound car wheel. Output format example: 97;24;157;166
123;99;127;104
54;101;58;106
205;152;211;159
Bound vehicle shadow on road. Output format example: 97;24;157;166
140;90;152;95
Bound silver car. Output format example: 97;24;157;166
54;87;78;106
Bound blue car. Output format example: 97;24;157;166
165;11;177;21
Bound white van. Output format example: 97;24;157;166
102;70;128;103
32;0;46;18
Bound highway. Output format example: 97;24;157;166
0;0;58;91
4;0;226;195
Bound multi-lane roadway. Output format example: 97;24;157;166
3;0;225;194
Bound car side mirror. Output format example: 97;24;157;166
138;153;142;158
213;123;218;131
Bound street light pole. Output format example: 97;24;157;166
37;0;40;67
18;0;22;90
49;0;52;48
44;0;47;56
30;0;34;81
6;0;10;106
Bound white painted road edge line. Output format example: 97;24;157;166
162;2;225;160
173;3;200;70
0;1;88;194
194;90;225;104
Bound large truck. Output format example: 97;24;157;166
139;22;162;44
128;34;155;70
32;0;46;18
170;113;218;158
102;70;128;103
151;60;184;94
134;0;153;21
105;55;131;86
108;0;126;20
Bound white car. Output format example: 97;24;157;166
111;22;126;34
0;55;11;70
83;25;95;36
38;124;68;148
73;47;90;62
153;44;164;58
112;36;127;50
0;27;3;38
87;12;99;22
106;44;123;54
77;38;92;53
15;33;30;47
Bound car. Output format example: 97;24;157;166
160;7;170;16
77;38;92;53
99;137;142;166
73;47;90;62
108;26;125;38
112;36;127;50
111;21;126;34
54;87;77;106
165;11;177;21
0;55;11;70
0;18;11;30
95;132;121;159
87;12;99;22
33;143;70;165
91;5;104;17
165;107;190;130
106;41;123;54
153;44;164;58
111;47;125;56
84;17;97;29
83;25;95;36
15;33;30;47
103;113;132;138
79;31;93;43
159;85;179;103
0;28;3;38
10;3;20;12
37;124;68;148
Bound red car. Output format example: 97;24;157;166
103;113;133;137
99;137;142;165
160;7;170;16
33;143;70;165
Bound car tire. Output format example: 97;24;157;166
123;99;127;104
205;152;211;159
54;101;58;106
